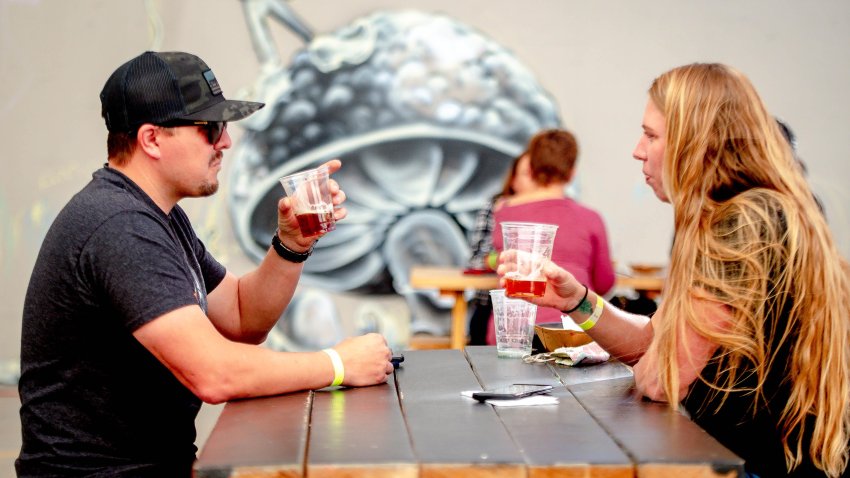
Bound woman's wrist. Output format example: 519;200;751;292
561;284;591;315
486;250;499;270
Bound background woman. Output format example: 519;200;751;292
466;154;522;345
487;129;615;345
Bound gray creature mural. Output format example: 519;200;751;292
229;0;560;350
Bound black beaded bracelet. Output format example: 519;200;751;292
561;284;589;314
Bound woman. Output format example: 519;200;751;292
500;63;850;477
466;154;522;345
487;129;615;345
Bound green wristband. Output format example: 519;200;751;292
486;250;499;270
576;295;605;331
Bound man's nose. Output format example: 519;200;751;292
215;128;233;150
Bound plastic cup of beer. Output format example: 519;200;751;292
279;165;336;237
500;222;558;298
490;289;537;358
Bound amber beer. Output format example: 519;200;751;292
505;277;546;298
296;210;335;237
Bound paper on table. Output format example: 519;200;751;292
460;390;559;406
561;315;583;331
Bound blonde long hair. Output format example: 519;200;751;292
649;63;850;475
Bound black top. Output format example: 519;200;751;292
683;193;846;477
17;167;226;477
683;315;808;477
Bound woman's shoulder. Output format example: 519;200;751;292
709;189;792;247
725;188;786;208
713;189;790;225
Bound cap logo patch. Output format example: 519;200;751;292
203;70;222;96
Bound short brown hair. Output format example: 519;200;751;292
527;129;578;185
106;131;137;166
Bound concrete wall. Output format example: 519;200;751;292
2;0;848;366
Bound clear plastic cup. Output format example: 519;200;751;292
490;289;537;358
279;165;336;237
500;222;558;298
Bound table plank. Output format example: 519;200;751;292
568;377;744;478
465;346;561;389
194;392;311;478
397;349;526;477
465;346;633;477
308;379;417;478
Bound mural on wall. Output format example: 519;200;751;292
229;0;560;350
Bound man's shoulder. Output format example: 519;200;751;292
51;176;167;248
78;170;161;216
75;171;150;210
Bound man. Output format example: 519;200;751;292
16;51;393;477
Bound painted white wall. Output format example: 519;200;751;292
1;0;848;363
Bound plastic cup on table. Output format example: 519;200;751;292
490;289;537;358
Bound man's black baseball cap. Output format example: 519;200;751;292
100;51;264;133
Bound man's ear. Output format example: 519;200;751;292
136;124;162;159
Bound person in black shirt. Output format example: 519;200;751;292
16;51;394;477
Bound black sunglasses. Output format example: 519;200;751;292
158;120;228;145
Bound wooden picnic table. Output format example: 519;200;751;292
408;266;665;349
194;346;743;477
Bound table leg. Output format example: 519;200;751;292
448;291;467;349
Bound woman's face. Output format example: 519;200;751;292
510;153;535;194
632;98;669;203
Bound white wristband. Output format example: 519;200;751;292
322;348;344;387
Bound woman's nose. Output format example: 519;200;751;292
632;137;646;161
632;143;646;161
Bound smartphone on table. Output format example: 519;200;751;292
472;384;553;402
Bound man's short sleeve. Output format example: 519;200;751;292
78;211;211;332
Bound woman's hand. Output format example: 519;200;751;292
496;252;584;311
633;340;668;402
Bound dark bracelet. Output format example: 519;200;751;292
561;284;589;314
271;232;313;263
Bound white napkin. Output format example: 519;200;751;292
561;316;584;331
460;390;559;406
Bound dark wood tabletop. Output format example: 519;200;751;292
194;346;744;477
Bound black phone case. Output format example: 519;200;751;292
471;384;553;401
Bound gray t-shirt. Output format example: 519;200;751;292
17;166;226;477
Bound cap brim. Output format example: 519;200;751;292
182;99;265;123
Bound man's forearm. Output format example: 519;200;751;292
233;247;307;341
